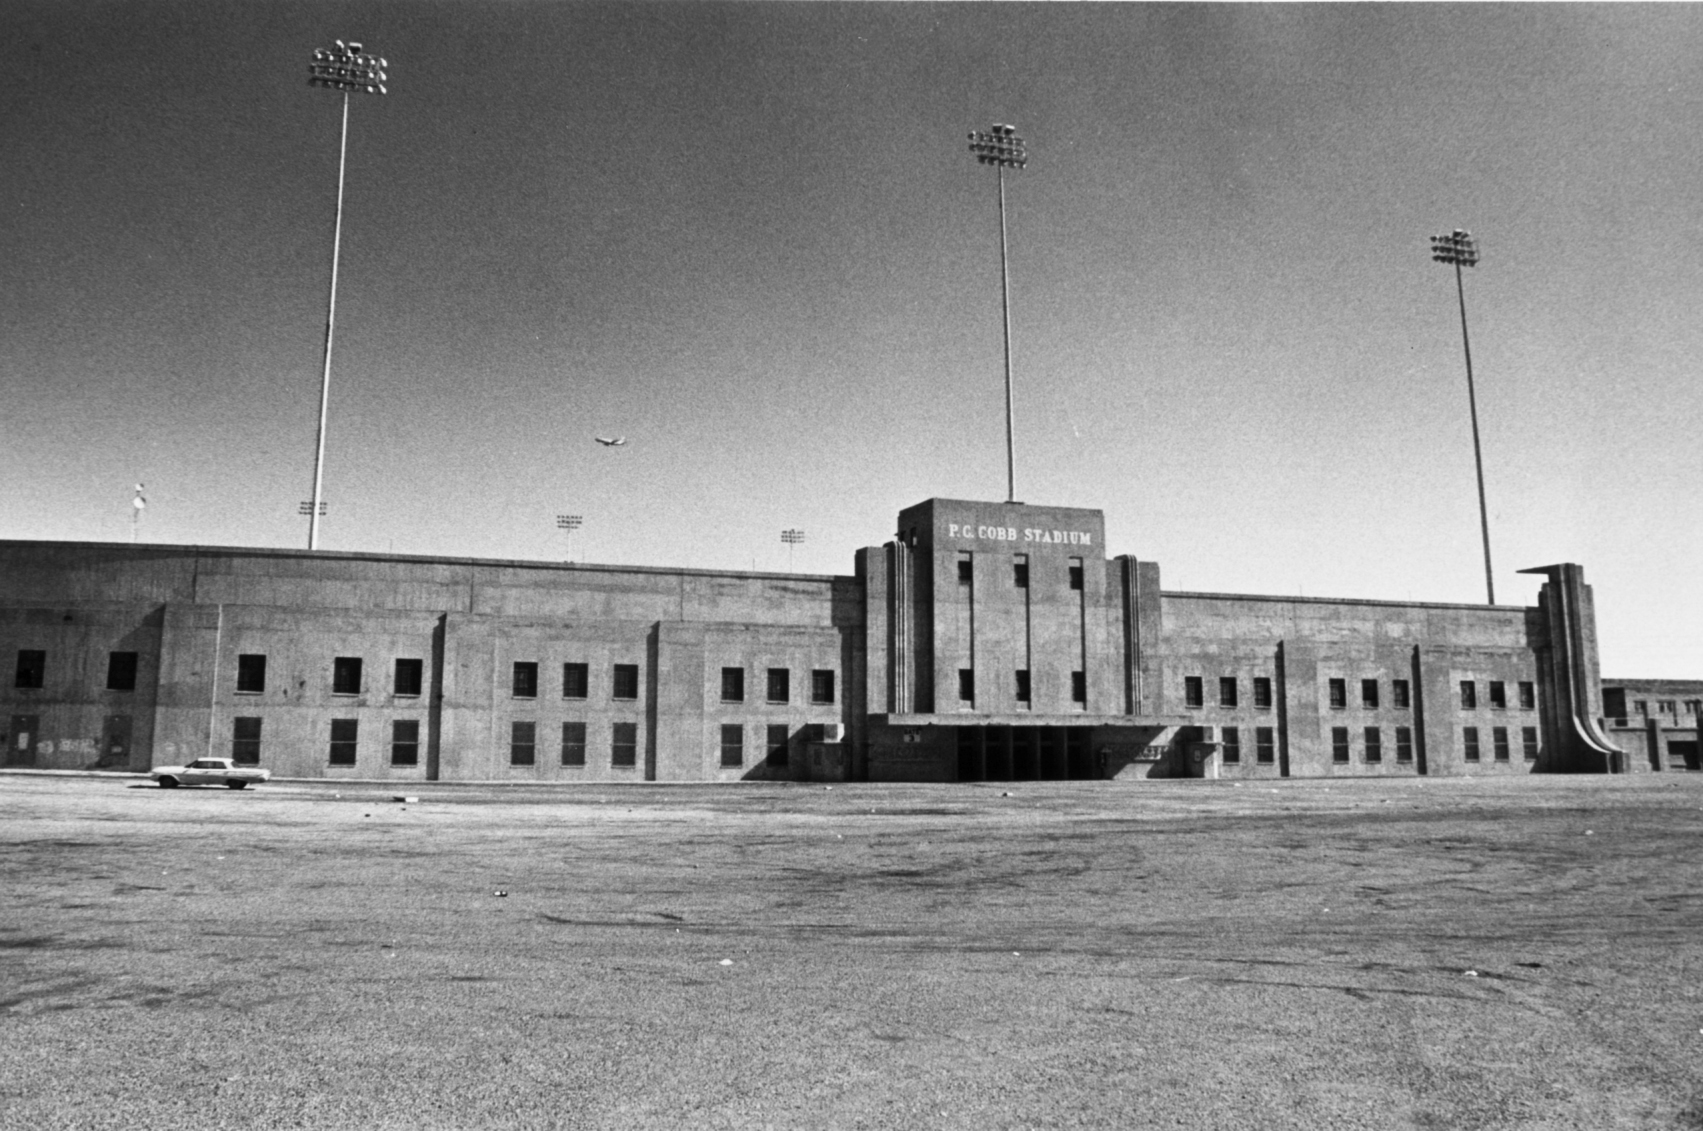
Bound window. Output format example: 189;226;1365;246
1492;726;1510;762
1522;726;1539;760
805;723;827;744
1634;700;1648;717
1184;676;1204;709
395;658;423;697
333;657;363;695
1658;700;1677;716
563;662;589;699
1392;679;1411;710
612;664;639;701
236;653;266;694
766;668;790;704
1220;677;1238;708
329;719;358;765
511;721;536;765
1519;682;1536;710
720;724;743;768
1072;671;1087;705
1361;679;1379;710
232;717;262;765
1013;556;1029;589
1328;678;1346;711
957;557;973;586
513;662;538;699
1463;726;1481;761
767;723;790;767
106;652;138;692
14;649;45;689
1395;726;1413;763
1253;677;1272;710
1331;727;1350;763
1255;727;1275;764
611;721;638;767
811;670;835;705
1364;726;1382;763
1068;560;1084;591
959;669;975;703
721;667;745;703
391;720;419;766
1015;670;1031;704
1687;700;1702;717
561;722;586;766
1459;680;1477;710
1489;681;1506;709
1222;726;1241;764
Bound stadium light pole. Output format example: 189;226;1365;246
781;529;805;571
968;123;1027;504
557;514;582;562
1430;229;1494;605
306;40;388;551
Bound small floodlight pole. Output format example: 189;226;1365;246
781;529;805;571
1430;229;1494;605
306;40;388;551
968;123;1027;504
557;514;582;562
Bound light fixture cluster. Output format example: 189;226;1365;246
557;515;583;532
968;124;1027;169
309;40;389;95
1430;229;1479;268
781;529;806;545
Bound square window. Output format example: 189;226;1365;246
1220;677;1238;708
1184;676;1204;709
391;719;420;766
561;721;587;766
14;649;46;689
1015;670;1031;704
958;668;975;703
513;662;538;699
1489;681;1506;709
1364;726;1382;762
395;658;423;697
563;662;589;699
1492;726;1510;761
1013;557;1029;588
721;667;745;703
1659;699;1676;715
1222;726;1241;764
329;718;358;765
811;670;835;705
1361;679;1379;710
232;717;262;765
333;657;363;695
767;723;790;767
1463;726;1481;761
1460;680;1477;710
1395;726;1414;763
106;651;138;692
805;723;827;744
957;557;973;586
1522;726;1539;760
511;721;536;765
720;724;743;768
1253;677;1273;710
1331;727;1350;763
236;653;266;694
1255;727;1275;764
1072;671;1087;704
1328;678;1347;710
611;721;638;767
612;664;639;701
766;668;790;704
1393;679;1411;710
1068;561;1084;591
1518;681;1535;710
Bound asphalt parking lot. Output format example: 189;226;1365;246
3;771;1702;1130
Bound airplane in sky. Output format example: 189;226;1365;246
594;436;627;447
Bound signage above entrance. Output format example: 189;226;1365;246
944;522;1093;547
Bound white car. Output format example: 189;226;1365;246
151;758;271;790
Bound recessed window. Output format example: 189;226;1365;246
767;723;790;767
236;653;266;694
563;662;589;699
1015;670;1031;704
805;723;827;744
511;721;536;765
957;557;973;586
1361;679;1379;710
767;668;790;704
1522;726;1539;760
106;652;138;692
1222;726;1241;764
958;668;975;703
611;721;638;767
612;664;639;701
333;657;363;696
1463;726;1481;761
1013;556;1028;589
1492;726;1510;762
1687;700;1702;717
1184;676;1204;709
1220;677;1238;708
811;670;835;705
1068;559;1084;591
1071;671;1087;705
1255;726;1275;764
720;724;743;768
1395;726;1413;763
721;667;745;703
561;721;587;766
1489;681;1506;709
1518;682;1536;710
1393;679;1411;710
1331;727;1350;763
1634;700;1648;717
1658;700;1677;716
14;650;45;690
329;719;358;765
1459;680;1477;710
391;720;419;766
513;662;538;699
232;717;262;765
395;658;423;697
1253;677;1272;710
1364;726;1382;763
1328;679;1347;711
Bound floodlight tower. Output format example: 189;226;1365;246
305;40;389;550
968;123;1027;504
557;514;582;562
781;528;805;571
1430;228;1494;605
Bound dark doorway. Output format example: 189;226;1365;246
7;715;40;767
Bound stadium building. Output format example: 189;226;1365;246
0;496;1663;782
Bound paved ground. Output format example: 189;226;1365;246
3;771;1702;1130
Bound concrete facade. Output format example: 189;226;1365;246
1601;678;1703;772
0;497;1650;781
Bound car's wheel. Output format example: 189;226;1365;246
157;776;179;789
226;780;247;790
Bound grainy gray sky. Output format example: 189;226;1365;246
3;3;1699;676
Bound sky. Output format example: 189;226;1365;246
2;2;1700;678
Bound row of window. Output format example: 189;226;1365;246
1186;676;1277;710
955;669;1089;706
718;667;834;706
955;555;1086;591
12;650;141;692
1218;726;1278;764
1183;675;1538;713
1628;699;1702;718
1319;724;1539;764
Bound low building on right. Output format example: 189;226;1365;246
1601;679;1703;771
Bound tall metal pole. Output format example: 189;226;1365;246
309;90;349;552
969;124;1027;505
1431;229;1493;604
